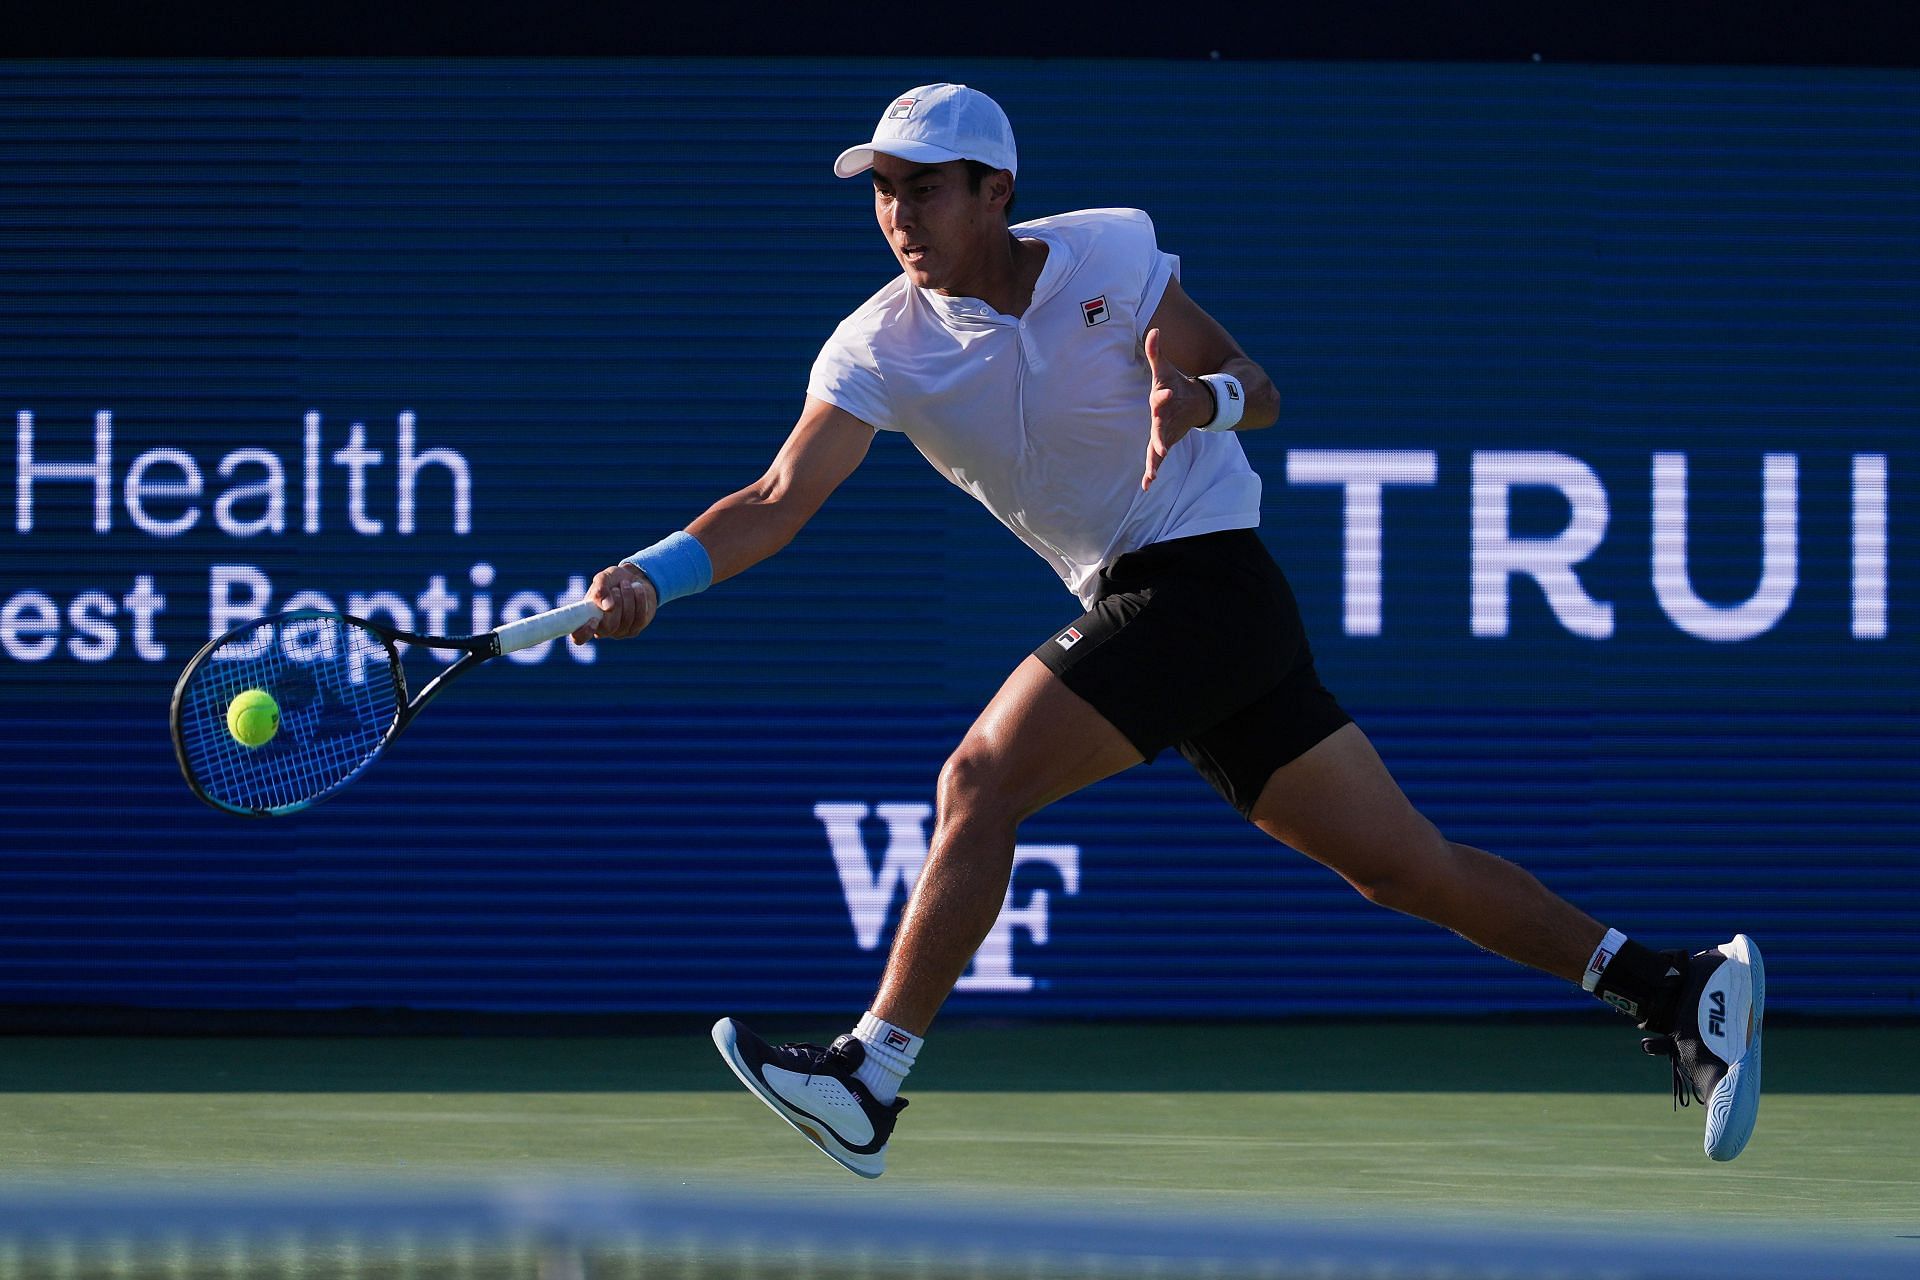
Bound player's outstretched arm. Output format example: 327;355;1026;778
1140;277;1280;491
573;397;876;642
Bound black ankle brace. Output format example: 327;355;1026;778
1594;940;1688;1032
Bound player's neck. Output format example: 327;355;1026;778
935;232;1047;319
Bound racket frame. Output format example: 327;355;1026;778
171;599;594;818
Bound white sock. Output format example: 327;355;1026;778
850;1011;921;1104
1582;927;1630;993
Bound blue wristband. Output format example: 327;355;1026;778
622;530;713;607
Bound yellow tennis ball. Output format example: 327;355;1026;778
227;688;279;748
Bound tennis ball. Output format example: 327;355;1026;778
227;688;279;748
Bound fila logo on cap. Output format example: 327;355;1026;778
1082;296;1109;327
887;98;917;120
1056;626;1084;650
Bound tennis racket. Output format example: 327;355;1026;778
170;597;601;817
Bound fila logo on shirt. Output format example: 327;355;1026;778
1056;626;1084;650
888;98;917;120
1081;296;1109;327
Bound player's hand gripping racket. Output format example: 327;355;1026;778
170;598;600;817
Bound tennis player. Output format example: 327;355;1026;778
574;84;1764;1177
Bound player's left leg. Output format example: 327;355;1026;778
1246;722;1603;982
1242;723;1763;1160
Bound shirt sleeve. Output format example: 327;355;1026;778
1134;218;1180;329
807;320;893;431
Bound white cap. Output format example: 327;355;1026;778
833;83;1017;180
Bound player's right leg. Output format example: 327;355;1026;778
866;654;1144;1030
710;1020;907;1179
721;528;1373;1176
715;653;1143;1177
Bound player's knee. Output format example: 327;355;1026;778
1342;830;1455;913
936;746;1022;830
1348;868;1418;912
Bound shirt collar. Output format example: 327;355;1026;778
916;229;1069;325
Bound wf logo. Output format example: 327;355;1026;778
1707;989;1727;1038
814;802;1080;993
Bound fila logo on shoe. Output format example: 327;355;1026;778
1698;971;1741;1059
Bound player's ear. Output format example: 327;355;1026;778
987;170;1014;212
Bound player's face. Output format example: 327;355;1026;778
870;155;1004;292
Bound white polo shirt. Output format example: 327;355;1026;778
807;208;1262;605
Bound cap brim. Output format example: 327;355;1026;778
833;138;968;179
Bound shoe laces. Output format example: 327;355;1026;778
796;1044;831;1082
784;1037;860;1086
1641;1035;1690;1111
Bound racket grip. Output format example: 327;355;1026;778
494;598;602;655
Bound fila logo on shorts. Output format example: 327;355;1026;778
1056;626;1084;650
888;98;917;120
1082;296;1109;327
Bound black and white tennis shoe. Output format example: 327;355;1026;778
712;1018;907;1179
1641;933;1765;1161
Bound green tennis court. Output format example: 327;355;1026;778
3;1022;1914;1242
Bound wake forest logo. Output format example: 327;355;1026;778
816;802;1081;993
888;97;917;120
1082;296;1110;327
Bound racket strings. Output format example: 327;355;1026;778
177;616;402;814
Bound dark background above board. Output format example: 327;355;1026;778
7;0;1920;67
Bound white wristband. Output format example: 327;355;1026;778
1196;373;1246;432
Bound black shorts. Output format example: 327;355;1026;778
1033;528;1352;817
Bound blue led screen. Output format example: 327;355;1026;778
2;61;1915;1017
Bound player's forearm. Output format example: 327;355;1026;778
673;399;873;586
685;481;820;584
1218;355;1280;432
